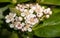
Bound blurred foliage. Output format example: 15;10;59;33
9;31;18;38
0;0;60;38
36;0;60;5
0;0;10;2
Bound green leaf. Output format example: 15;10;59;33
52;7;60;14
34;24;60;37
9;32;18;38
0;14;4;19
0;5;8;25
17;0;30;3
0;6;8;18
36;0;60;5
0;0;11;2
0;6;8;13
33;8;60;37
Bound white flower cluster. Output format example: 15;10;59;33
5;3;52;32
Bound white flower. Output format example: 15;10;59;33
29;9;34;14
44;8;52;15
24;9;32;16
26;14;36;19
16;6;19;10
21;22;25;26
22;23;33;32
15;16;23;22
23;5;28;8
10;13;16;17
21;9;34;17
5;19;11;23
25;23;31;28
21;28;25;32
22;27;27;31
45;15;50;18
5;13;16;19
16;4;26;12
19;17;23;21
35;7;43;13
27;18;38;25
15;16;19;21
9;24;14;28
19;8;25;12
26;4;30;7
30;5;37;11
28;28;32;32
29;4;33;8
24;17;26;19
37;13;43;17
15;22;24;29
5;13;16;23
42;6;45;9
21;9;30;17
17;4;22;8
36;3;41;9
34;4;44;14
24;9;28;11
21;13;25;17
25;14;38;25
49;11;52;15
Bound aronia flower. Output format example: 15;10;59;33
5;13;16;23
5;3;52;32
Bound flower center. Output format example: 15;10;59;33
18;24;21;27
